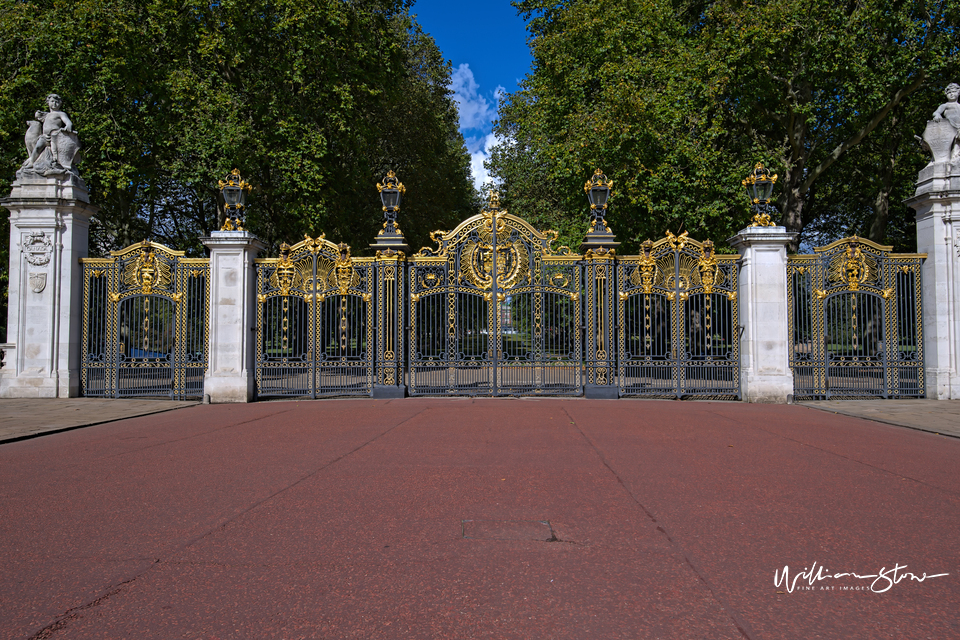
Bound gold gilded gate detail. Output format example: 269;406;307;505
617;232;740;399
788;237;924;399
409;193;583;396
80;241;209;400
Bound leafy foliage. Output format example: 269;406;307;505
0;0;477;342
0;0;474;251
491;0;960;253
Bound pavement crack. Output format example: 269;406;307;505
27;574;143;639
174;406;435;551
562;407;758;640
29;407;433;637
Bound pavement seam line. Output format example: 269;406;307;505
27;407;432;639
561;406;757;640
703;407;960;499
166;406;435;554
798;403;960;440
105;407;299;459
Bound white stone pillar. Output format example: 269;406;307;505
728;226;797;403
1;175;97;398
905;162;960;400
201;230;265;402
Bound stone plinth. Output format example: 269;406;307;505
201;231;265;403
728;226;797;403
1;174;97;398
1;177;97;397
905;158;960;400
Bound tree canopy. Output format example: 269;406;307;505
491;0;960;253
0;0;476;255
0;0;479;342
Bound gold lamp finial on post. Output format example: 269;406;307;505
580;168;620;253
371;170;409;253
741;162;778;227
218;169;252;231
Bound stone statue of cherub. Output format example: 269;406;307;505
19;93;82;179
919;83;960;166
933;82;960;128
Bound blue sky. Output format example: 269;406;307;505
410;0;533;190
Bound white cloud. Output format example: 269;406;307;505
467;132;502;191
451;64;506;133
450;64;507;191
451;64;495;131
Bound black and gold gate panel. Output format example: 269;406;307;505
81;241;209;399
255;236;374;398
374;249;405;392
788;237;924;399
408;197;582;396
617;232;740;399
584;248;616;390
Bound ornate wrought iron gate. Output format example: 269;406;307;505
408;200;583;395
255;236;375;398
80;241;209;399
788;237;924;399
617;232;741;399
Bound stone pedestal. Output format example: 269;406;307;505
579;223;620;254
905;160;960;399
728;226;797;403
369;228;409;254
1;174;96;398
201;231;265;402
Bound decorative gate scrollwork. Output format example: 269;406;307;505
788;237;924;399
81;241;209;399
409;196;582;395
617;232;740;399
255;236;374;398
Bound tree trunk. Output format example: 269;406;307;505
868;188;891;244
779;158;806;252
868;129;900;245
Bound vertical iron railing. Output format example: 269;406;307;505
80;241;209;399
255;237;374;399
787;237;924;399
617;232;740;399
584;248;616;389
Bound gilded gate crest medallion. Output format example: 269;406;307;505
826;237;878;291
459;239;528;291
121;245;173;295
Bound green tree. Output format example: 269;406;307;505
702;0;958;249
0;0;475;343
0;0;473;253
799;89;935;251
491;0;959;253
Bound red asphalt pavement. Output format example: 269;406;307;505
1;398;958;640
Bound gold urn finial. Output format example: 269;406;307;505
486;191;501;212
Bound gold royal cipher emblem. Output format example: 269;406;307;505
458;193;529;300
